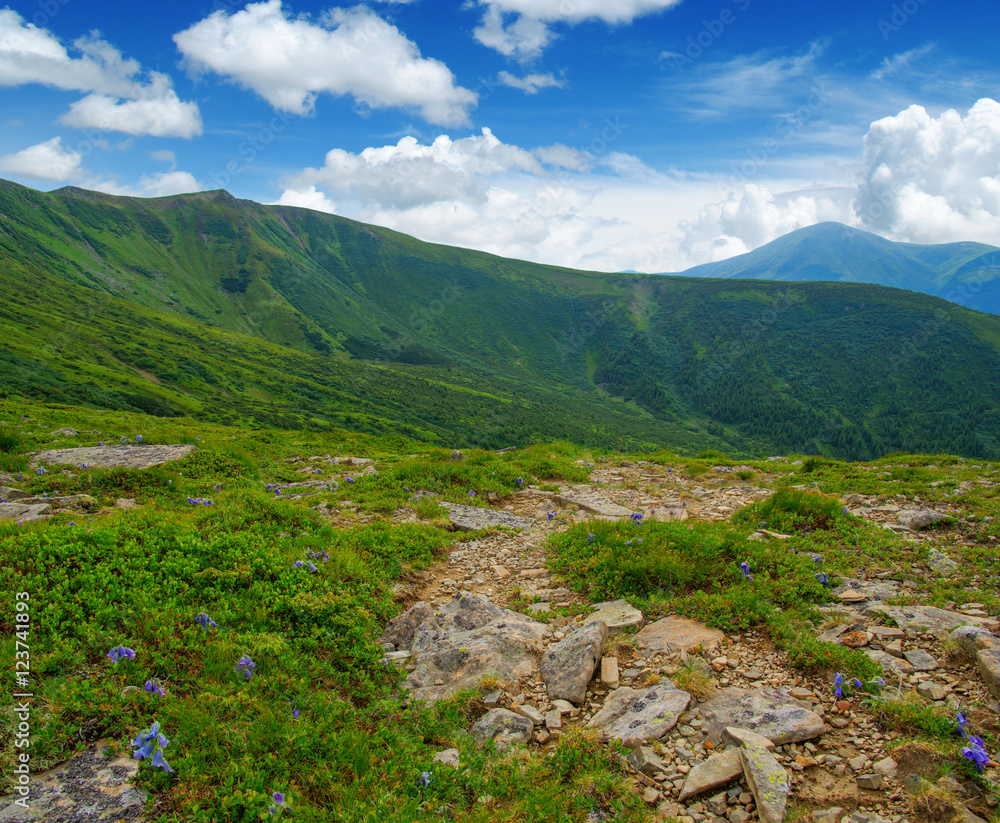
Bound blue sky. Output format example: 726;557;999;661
1;0;999;271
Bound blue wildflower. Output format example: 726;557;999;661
834;672;843;698
292;709;299;720
547;511;555;520
630;512;643;524
739;562;753;581
957;712;968;734
586;533;595;544
194;612;216;632
235;655;255;680
132;721;173;773
625;540;633;546
107;645;136;663
815;572;829;587
419;771;431;788
812;555;822;563
962;735;991;771
144;679;166;697
292;560;305;568
852;678;863;689
516;477;523;487
137;435;143;443
469;490;476;497
346;475;354;483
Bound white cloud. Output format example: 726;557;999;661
275;98;1000;275
497;70;564;94
60;79;202;138
871;44;935;81
854;98;1000;245
174;0;476;126
282;128;544;208
276;185;337;213
473;0;683;59
0;136;81;180
137;170;201;197
667;43;825;118
0;9;201;138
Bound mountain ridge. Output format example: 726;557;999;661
2;178;1000;460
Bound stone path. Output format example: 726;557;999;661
380;459;1000;823
31;445;196;470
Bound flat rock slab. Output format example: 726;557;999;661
646;503;688;522
926;548;958;573
903;649;939;671
741;738;791;823
541;621;608;704
0;502;51;522
679;749;744;800
584;599;643;636
0;739;146;821
634;616;725;654
31;444;195;469
700;688;825;745
0;486;30;501
864;650;915;675
554;489;632;518
587;683;691;748
868;605;998;633
407;593;548;702
439;503;533;532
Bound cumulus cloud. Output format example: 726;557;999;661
174;0;476;126
273;98;1000;275
472;0;683;59
0;9;201;138
0;137;82;180
854;98;1000;245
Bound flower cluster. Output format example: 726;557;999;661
268;792;287;816
133;722;173;773
144;679;166;697
194;612;216;632
186;497;215;506
107;645;136;663
739;561;753;581
586;533;595;544
630;512;643;524
958;712;994;771
236;655;255;680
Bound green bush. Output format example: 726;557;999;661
733;487;843;533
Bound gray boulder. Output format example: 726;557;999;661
407;593;547;703
678;749;743;800
470;709;534;751
897;508;947;530
381;601;434;651
741;737;791;823
584;599;643;636
541;620;608;704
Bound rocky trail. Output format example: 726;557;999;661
3;449;999;823
378;459;1000;823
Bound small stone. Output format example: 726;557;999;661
916;682;948;701
884;640;904;658
848;756;868;772
643;787;661;804
630;746;668;776
516;704;545;725
432;748;460;769
601;656;620;688
856;774;883;790
872;757;897;777
903;649;939;671
545;710;563;730
745;668;764;680
723;727;775;751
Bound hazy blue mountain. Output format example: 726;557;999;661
670;222;1000;315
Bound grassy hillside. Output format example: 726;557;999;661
2;180;1000;460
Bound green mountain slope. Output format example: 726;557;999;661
676;222;1000;315
2;179;1000;460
